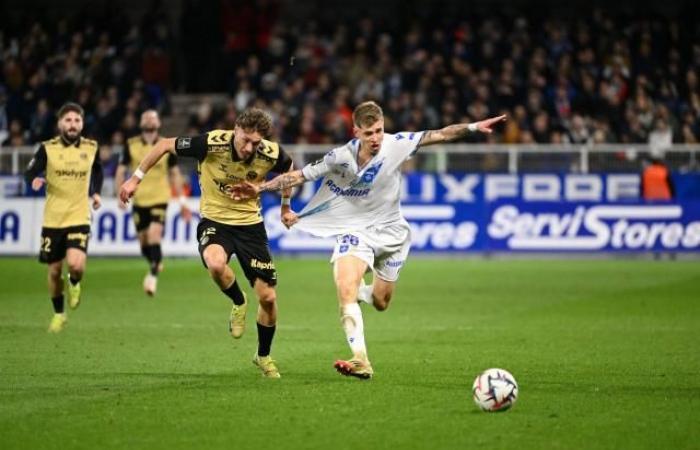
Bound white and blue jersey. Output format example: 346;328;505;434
297;131;425;237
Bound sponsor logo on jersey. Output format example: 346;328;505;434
208;145;229;153
55;169;88;179
325;179;370;197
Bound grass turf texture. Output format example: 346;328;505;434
0;257;698;450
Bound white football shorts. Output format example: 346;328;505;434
330;220;411;282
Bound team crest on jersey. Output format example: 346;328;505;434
246;171;258;180
360;160;384;184
80;152;88;159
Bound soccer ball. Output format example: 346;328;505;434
472;368;519;412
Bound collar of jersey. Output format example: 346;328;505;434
59;135;81;147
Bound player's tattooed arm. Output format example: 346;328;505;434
259;169;307;193
419;114;507;146
230;169;308;201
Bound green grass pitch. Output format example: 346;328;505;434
0;257;698;450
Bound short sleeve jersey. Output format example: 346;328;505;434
296;131;425;237
174;130;292;225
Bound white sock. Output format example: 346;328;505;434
357;280;374;306
340;303;367;361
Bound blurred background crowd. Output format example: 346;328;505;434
2;0;700;169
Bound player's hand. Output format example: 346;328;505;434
117;198;128;210
91;193;102;210
230;182;260;201
474;114;507;134
281;206;298;229
180;204;193;222
119;177;139;204
31;177;46;191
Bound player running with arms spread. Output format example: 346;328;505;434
231;101;505;379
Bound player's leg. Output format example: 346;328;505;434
358;224;411;311
64;226;90;310
65;248;86;309
143;219;164;296
201;244;248;337
197;220;247;338
231;222;281;377
40;228;68;332
47;260;67;332
251;279;280;378
332;251;375;379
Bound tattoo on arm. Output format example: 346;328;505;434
421;124;472;146
259;171;306;192
441;123;472;141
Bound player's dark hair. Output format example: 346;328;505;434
353;101;383;128
235;108;273;139
57;102;85;119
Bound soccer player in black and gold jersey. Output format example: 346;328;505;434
115;110;191;296
119;108;295;378
24;102;103;333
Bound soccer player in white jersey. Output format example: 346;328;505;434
231;101;506;379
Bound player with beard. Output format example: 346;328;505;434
115;110;191;296
24;102;103;333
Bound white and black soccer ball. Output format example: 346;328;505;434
472;368;519;412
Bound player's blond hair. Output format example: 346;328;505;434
236;107;273;138
352;101;384;128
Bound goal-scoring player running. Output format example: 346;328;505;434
119;108;294;378
231;101;506;379
115;110;191;296
24;102;103;333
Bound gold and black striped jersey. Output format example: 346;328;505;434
24;136;102;228
120;136;177;207
174;130;293;225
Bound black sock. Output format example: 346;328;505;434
257;322;276;357
69;276;80;286
51;295;65;314
141;244;151;260
148;244;162;276
222;280;245;305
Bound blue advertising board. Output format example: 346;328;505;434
261;173;700;253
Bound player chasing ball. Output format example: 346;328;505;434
231;101;506;379
119;108;295;378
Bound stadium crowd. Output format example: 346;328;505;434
1;2;699;155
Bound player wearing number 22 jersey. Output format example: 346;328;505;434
231;101;507;379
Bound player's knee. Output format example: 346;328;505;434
257;289;276;307
336;278;360;301
205;258;227;280
47;265;62;280
374;293;392;311
67;261;83;276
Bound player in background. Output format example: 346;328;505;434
231;101;506;379
118;108;295;378
115;110;191;296
24;102;103;333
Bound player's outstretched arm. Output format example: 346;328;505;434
118;137;176;204
419;114;507;147
230;169;307;201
